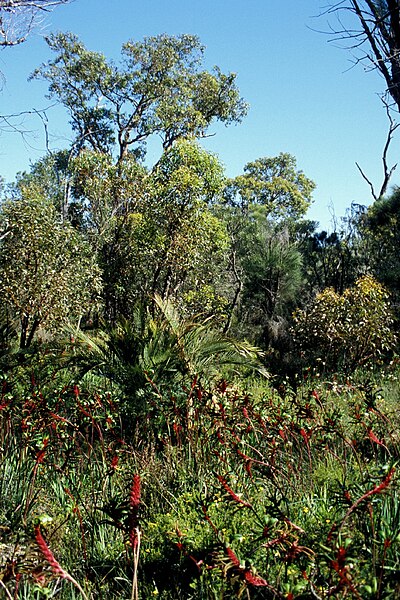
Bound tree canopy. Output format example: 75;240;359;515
32;32;248;162
227;153;315;222
0;192;102;348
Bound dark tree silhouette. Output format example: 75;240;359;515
326;1;400;197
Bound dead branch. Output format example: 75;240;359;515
356;96;399;199
356;161;378;199
0;0;71;47
322;2;400;111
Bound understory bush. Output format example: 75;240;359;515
292;275;397;373
1;362;400;599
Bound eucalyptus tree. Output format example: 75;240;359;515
32;32;248;161
29;33;247;322
230;153;315;221
0;192;102;348
70;140;230;322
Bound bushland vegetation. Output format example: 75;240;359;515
1;29;400;600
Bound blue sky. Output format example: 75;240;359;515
0;0;398;230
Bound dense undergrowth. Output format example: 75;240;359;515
1;354;399;599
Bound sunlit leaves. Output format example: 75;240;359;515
292;275;397;371
70;140;229;319
229;153;315;221
0;194;102;347
32;32;248;159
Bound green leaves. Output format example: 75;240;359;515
33;32;248;160
70;140;229;320
293;275;397;372
0;194;102;347
230;153;315;222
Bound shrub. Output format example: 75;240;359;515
292;275;397;372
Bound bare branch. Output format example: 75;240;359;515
378;97;399;196
321;3;400;201
356;161;379;199
0;0;72;47
323;1;400;111
355;96;399;199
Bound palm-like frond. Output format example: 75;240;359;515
66;297;268;408
153;294;269;383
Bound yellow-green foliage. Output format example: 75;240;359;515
293;275;397;371
0;194;102;348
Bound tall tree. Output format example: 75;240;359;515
326;1;400;196
238;214;304;349
32;32;248;161
70;140;229;321
221;153;315;339
229;153;315;222
328;1;400;110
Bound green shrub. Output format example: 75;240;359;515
292;275;397;372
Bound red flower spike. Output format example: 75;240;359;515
129;475;141;549
216;475;252;508
130;475;141;510
367;427;388;450
243;570;268;586
36;438;49;464
344;490;352;503
341;468;395;529
226;547;241;568
34;525;72;581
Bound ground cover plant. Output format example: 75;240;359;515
1;350;399;599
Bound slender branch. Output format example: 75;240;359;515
356;161;378;200
0;579;13;600
379;97;400;197
0;0;71;47
355;95;399;200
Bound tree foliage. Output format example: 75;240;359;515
236;214;304;348
293;275;396;371
70;140;229;321
358;185;400;298
32;32;248;161
227;153;315;222
221;153;314;345
0;193;102;348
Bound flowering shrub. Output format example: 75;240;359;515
292;275;397;372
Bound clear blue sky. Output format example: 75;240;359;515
0;0;397;230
